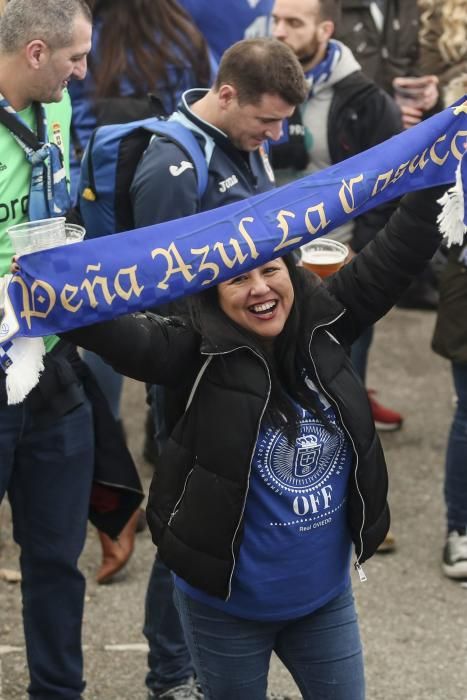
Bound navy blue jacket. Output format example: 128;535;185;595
130;89;276;228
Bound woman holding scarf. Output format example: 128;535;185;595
60;183;445;699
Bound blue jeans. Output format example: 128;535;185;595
350;326;374;384
146;384;168;454
144;386;194;693
144;555;195;693
0;398;94;700
444;362;467;532
174;585;365;700
83;350;123;420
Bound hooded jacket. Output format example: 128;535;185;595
64;186;444;599
271;42;402;251
305;42;402;251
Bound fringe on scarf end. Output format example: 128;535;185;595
5;337;45;405
437;158;467;247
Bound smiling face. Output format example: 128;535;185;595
37;12;92;103
220;89;296;151
217;259;295;339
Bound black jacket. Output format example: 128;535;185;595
65;187;443;598
327;71;401;163
271;70;402;253
328;71;402;251
432;243;467;364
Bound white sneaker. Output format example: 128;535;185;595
442;531;467;579
150;678;203;700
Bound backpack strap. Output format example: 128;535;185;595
144;120;209;199
0;102;44;150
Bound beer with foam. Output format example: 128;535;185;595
301;239;348;279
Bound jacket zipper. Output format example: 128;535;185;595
168;358;213;525
307;310;367;582
168;468;194;526
185;356;212;411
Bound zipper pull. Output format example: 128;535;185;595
355;562;367;583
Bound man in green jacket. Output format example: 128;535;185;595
0;2;93;698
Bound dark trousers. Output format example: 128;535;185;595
144;385;194;693
350;325;374;384
0;399;94;700
445;362;467;532
144;554;194;693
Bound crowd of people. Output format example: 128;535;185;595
0;0;465;699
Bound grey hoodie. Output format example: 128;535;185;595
302;41;361;174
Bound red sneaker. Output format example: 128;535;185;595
368;389;403;432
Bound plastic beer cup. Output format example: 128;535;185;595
64;224;86;244
7;218;85;255
7;217;66;255
301;239;348;278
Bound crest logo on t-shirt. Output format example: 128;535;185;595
293;434;322;478
52;122;63;153
257;418;344;493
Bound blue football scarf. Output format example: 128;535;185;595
0;97;466;403
0;94;70;220
303;40;342;97
273;40;342;148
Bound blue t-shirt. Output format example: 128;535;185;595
176;377;353;621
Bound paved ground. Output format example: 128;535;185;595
1;306;467;699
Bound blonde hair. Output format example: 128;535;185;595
419;0;467;64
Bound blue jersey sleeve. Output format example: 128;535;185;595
130;136;199;227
